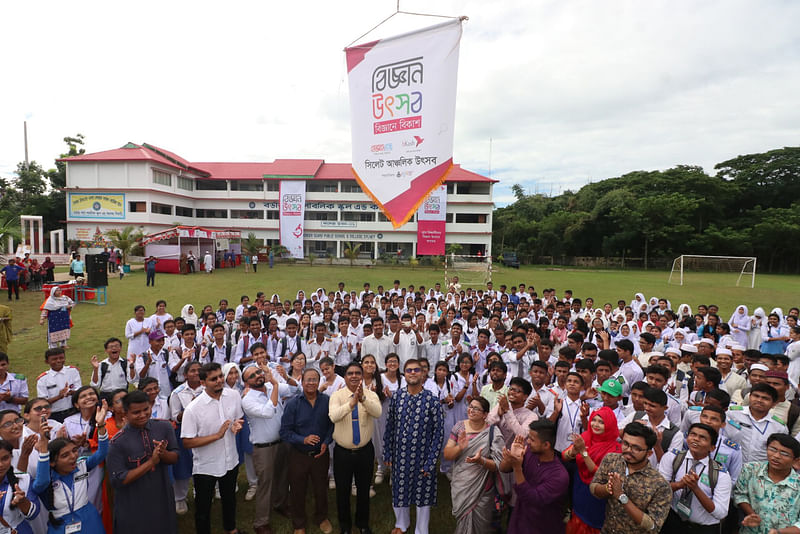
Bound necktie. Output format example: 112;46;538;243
351;402;361;445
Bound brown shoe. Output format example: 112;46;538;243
319;520;333;534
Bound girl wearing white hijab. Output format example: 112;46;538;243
677;304;692;322
648;297;659;313
749;307;767;350
728;305;751;347
181;304;198;326
630;293;646;311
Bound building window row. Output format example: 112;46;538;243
153;169;172;187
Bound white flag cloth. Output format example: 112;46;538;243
346;19;462;227
279;180;306;258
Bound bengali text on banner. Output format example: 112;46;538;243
345;19;462;228
279;180;306;258
416;185;447;255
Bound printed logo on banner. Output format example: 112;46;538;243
346;20;462;227
282;194;302;216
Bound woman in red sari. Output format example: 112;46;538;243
562;406;621;534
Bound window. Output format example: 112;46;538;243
456;183;490;195
266;210;279;219
446;183;454;194
129;201;146;213
307;181;338;193
341;182;362;193
266;182;279;191
177;177;194;191
378;213;388;222
151;202;172;215
196;179;227;191
342;211;375;222
153;169;172;187
445;213;453;223
175;206;193;217
195;209;228;218
305;211;337;221
230;209;264;219
230;181;263;192
455;213;486;224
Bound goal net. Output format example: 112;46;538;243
668;255;757;288
444;254;493;290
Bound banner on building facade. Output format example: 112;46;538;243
416;185;447;255
279;180;306;258
346;19;462;228
68;193;125;219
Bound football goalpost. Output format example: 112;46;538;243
444;254;493;289
668;255;757;288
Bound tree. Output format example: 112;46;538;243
342;242;362;267
105;227;145;266
0;212;21;253
241;232;262;256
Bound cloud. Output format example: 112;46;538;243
0;0;797;210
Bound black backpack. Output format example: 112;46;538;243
100;359;127;386
632;411;679;452
669;450;721;497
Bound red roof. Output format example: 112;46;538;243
64;143;496;183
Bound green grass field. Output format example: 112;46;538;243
5;263;799;533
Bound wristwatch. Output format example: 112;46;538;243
618;494;629;505
581;451;589;458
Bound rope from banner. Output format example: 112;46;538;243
344;0;467;49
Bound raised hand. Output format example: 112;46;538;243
232;419;244;434
553;395;563;414
217;420;232;438
151;439;167;465
20;434;37;456
95;399;109;425
456;429;468;450
90;355;100;370
509;435;526;460
498;393;510;414
9;484;26;507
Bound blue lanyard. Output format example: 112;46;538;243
565;400;579;431
60;478;76;515
749;414;770;435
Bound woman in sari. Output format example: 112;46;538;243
562;406;620;534
39;288;74;349
443;396;504;534
41;258;55;283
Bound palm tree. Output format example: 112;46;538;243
106;227;145;266
342;242;362;267
0;212;21;254
241;233;262;256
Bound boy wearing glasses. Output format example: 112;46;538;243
734;433;800;534
589;422;672;533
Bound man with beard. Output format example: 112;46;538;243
383;359;444;534
242;352;291;534
589;422;672;533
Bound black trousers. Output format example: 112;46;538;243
6;280;19;299
661;508;719;534
333;441;374;530
193;466;239;534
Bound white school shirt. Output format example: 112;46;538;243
360;334;394;369
36;367;82;413
169;382;204;422
134;348;172;397
392;330;420;367
658;452;732;525
332;332;359;367
147;313;173;333
125;318;150;357
554;396;584;452
90;358;131;392
306;337;333;371
181;389;244;477
320;374;346;396
0;373;28;412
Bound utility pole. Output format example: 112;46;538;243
24;121;29;169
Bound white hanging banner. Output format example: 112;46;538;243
279;180;306;258
346;19;462;228
416;184;447;255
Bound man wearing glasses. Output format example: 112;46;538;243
329;362;382;534
734;433;800;534
383;359;444;534
589;422;672;533
242;352;292;534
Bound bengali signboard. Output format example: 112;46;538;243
279;181;306;258
416;185;447;255
346;19;462;227
68;193;125;219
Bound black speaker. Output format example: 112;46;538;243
85;254;108;287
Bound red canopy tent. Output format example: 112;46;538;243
143;226;240;273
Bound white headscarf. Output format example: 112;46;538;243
44;287;75;311
648;297;659;313
222;362;243;392
729;305;750;330
630;293;645;310
181;304;198;326
771;307;786;325
752;307;767;328
677;304;692;321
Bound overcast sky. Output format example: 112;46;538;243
1;0;798;206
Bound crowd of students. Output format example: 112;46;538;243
0;279;799;534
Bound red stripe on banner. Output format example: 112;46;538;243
417;220;446;255
345;40;380;73
383;158;453;227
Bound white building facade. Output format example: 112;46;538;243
63;142;495;259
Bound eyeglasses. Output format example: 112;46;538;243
767;446;793;459
508;387;524;394
0;417;24;429
467;405;485;413
404;368;423;374
621;440;647;454
30;406;49;412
